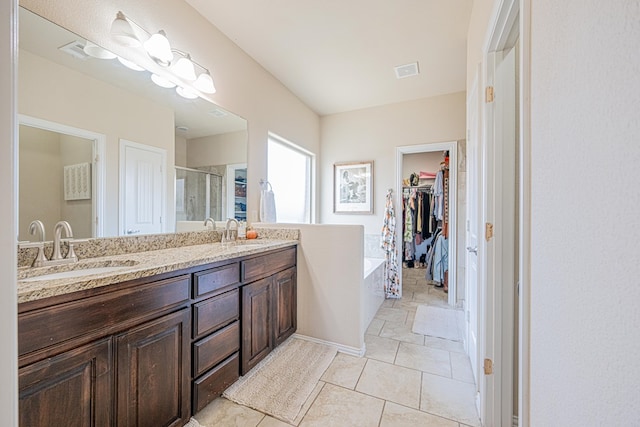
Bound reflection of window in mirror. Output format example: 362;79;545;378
267;133;315;223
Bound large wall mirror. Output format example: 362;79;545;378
17;7;248;241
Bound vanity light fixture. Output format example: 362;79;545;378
110;11;141;47
143;30;173;66
171;52;197;81
83;41;116;59
193;70;216;94
176;86;198;99
150;73;176;88
110;11;216;95
117;56;145;71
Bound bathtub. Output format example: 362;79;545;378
362;257;386;335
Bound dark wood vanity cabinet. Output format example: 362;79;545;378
240;247;297;375
17;244;297;425
241;276;274;374
116;309;190;427
18;274;192;427
274;266;297;346
19;338;113;427
191;264;241;413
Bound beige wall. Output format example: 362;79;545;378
255;223;366;353
186;130;247;168
19;126;94;240
18;125;61;241
466;0;640;424
175;134;187;167
528;0;640;424
320;92;466;233
20;0;321;225
320;93;467;302
402;151;443;181
19;50;174;236
59;134;93;239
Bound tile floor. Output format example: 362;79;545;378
193;267;481;427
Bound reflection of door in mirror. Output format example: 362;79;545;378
18;116;105;240
120;140;166;236
175;167;223;223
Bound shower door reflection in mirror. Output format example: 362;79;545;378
175;167;223;223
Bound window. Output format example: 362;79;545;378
267;133;314;223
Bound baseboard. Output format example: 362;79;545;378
293;333;365;357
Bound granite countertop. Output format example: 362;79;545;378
17;239;297;304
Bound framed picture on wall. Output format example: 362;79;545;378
333;161;374;214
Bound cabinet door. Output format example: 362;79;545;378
116;309;190;427
19;338;113;427
274;267;297;346
241;277;273;375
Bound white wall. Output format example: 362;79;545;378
528;1;640;424
320;92;466;233
1;0;18;423
20;0;321;223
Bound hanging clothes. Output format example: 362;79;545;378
380;189;400;298
433;169;444;221
432;234;448;285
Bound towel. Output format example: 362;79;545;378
260;182;277;223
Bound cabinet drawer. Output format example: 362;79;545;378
193;353;239;413
193;289;239;339
193;321;239;377
241;247;296;283
194;263;240;298
19;275;190;358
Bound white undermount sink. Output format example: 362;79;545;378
19;260;139;282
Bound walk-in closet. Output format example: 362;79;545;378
401;150;450;292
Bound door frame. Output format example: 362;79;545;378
466;64;483;411
18;114;106;237
2;0;18;422
481;0;531;425
119;139;167;236
395;141;458;306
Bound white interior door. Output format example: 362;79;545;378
466;70;481;391
120;140;166;236
482;45;517;427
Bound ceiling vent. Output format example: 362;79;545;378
58;40;90;60
394;62;420;79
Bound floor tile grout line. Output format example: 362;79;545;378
294;380;327;426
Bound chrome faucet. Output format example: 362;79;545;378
27;220;48;267
51;220;78;264
204;217;216;230
222;218;239;243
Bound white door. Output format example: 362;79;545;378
482;45;517;426
120;140;166;236
466;70;481;391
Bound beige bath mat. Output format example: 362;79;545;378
223;337;337;423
